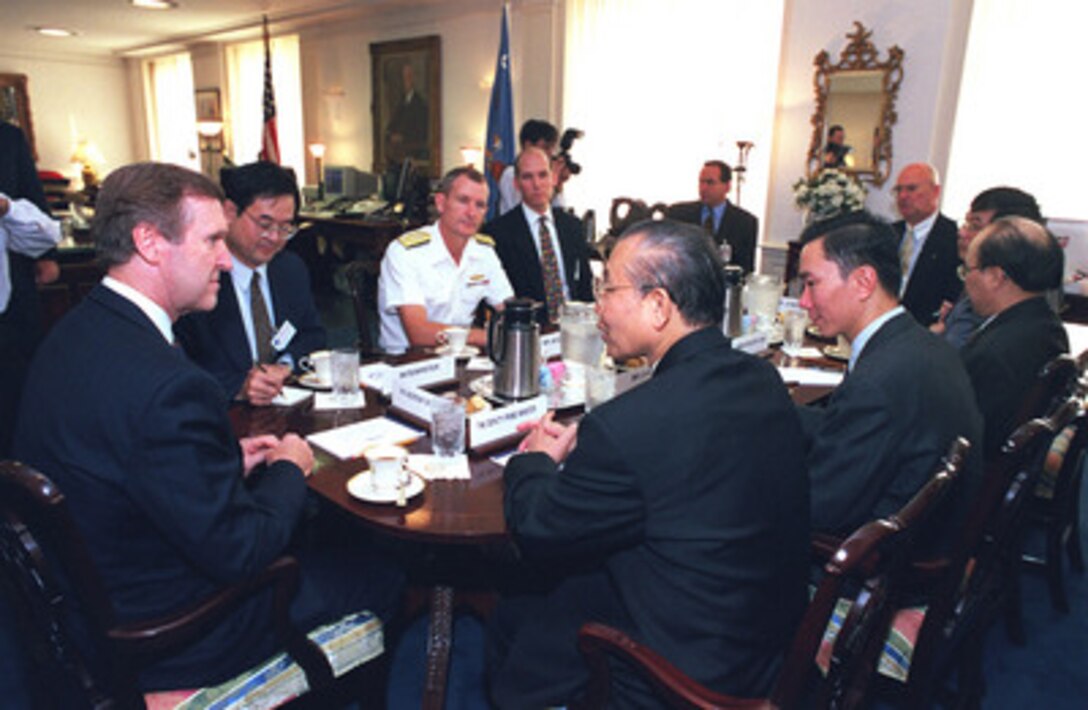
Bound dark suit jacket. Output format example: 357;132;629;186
175;250;326;397
504;327;809;701
482;205;593;319
14;284;309;688
961;296;1069;456
897;213;961;326
667;200;759;273
798;312;983;547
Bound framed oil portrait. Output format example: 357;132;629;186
0;73;37;161
370;35;441;179
194;88;223;122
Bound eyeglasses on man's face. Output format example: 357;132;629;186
957;263;982;281
243;209;298;241
592;276;643;300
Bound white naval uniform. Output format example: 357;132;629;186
378;222;514;354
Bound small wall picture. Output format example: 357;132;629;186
370;35;441;178
0;73;37;161
195;88;222;122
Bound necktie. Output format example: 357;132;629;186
250;271;275;364
538;215;564;323
702;210;714;234
899;226;915;293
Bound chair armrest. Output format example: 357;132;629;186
811;532;842;562
107;555;335;689
575;622;769;710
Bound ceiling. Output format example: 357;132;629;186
2;0;434;58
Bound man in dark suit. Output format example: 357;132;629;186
489;220;809;707
893;162;961;326
667;160;759;273
482;147;593;324
796;212;982;544
176;162;325;405
961;216;1068;456
14;162;400;690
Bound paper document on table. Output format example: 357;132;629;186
407;454;470;481
271;386;313;407
777;366;844;387
306;417;424;459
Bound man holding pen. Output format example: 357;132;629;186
176;162;325;404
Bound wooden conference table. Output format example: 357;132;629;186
229;341;845;709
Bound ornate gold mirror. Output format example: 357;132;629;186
806;22;904;186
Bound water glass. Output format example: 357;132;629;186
782;309;807;353
330;347;360;402
559;302;604;366
584;364;615;412
431;397;466;458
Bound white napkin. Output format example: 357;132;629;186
466;356;494;371
313;391;367;411
306;416;424;459
776;366;844;387
782;346;825;359
407;453;471;481
271;385;313;407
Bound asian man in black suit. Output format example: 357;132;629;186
667;159;759;273
489;219;809;707
796;211;982;547
175;162;325;405
482;146;593;324
893;162;961;326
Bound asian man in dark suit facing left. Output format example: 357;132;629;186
175;161;325;405
15;162;401;691
488;219;809;708
796;211;982;548
482;146;594;325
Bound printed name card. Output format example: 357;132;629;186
730;332;768;355
395;356;455;387
468;395;547;448
358;362;395;395
540;332;562;360
391;383;444;424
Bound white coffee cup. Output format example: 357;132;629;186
367;444;408;491
438;326;469;354
299;350;332;384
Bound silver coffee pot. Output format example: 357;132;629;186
488;298;542;400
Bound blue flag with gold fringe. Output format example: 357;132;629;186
484;4;514;220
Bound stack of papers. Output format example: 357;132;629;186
306;417;423;459
271;386;313;407
776;366;844;387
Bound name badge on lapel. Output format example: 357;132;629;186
271;321;297;352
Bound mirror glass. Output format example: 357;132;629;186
807;22;904;186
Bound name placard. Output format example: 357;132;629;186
615;364;653;395
731;332;768;355
358;362;395;395
540;332;561;360
395;356;455;387
391;383;444;424
468;395;547;448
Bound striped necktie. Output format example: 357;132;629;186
899;226;916;294
250;271;276;364
538;215;564;323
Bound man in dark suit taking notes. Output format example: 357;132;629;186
489;219;809;707
175;162;325;405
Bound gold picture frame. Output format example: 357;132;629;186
0;73;37;162
370;35;442;179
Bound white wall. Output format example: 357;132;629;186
763;0;969;252
0;51;137;180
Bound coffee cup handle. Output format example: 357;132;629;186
436;331;449;346
299;355;314;372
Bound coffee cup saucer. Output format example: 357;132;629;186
296;372;332;390
346;470;425;504
434;344;480;358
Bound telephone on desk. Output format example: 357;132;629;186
305;197;389;218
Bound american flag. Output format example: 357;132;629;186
258;15;280;164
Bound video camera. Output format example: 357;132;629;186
554;128;584;175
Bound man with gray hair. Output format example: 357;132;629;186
893;162;960;325
489;219;809;707
960;216;1068;455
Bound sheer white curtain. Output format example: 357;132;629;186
142;52;199;170
562;0;785;241
225;34;304;178
945;0;1088;221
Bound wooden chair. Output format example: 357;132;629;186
1010;354;1078;434
572;438;970;710
0;460;386;709
342;258;382;355
1021;399;1087;611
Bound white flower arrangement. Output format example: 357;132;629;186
792;169;867;222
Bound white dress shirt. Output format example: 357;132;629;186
0;195;61;313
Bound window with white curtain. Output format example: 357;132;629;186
142;52;199;170
944;0;1088;221
561;0;785;243
225;34;304;180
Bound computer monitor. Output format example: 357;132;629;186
323;165;378;199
